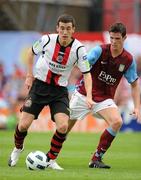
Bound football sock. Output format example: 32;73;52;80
47;130;67;160
92;127;116;161
14;124;27;149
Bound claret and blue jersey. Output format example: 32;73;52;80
76;44;138;102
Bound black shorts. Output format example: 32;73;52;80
21;79;70;121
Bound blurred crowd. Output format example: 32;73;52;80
0;63;26;130
0;55;141;130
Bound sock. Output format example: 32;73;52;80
92;127;116;161
14;124;27;149
47;130;67;160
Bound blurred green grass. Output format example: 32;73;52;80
0;130;141;180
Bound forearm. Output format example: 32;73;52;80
26;48;34;77
24;48;35;90
83;73;92;98
131;79;140;109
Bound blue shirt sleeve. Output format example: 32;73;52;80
124;58;138;83
87;45;102;65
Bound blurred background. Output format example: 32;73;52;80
0;0;141;132
0;0;141;32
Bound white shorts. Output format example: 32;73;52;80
69;90;117;120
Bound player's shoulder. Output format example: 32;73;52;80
123;48;133;61
100;44;110;50
47;33;58;38
42;33;57;41
72;38;85;51
41;33;58;46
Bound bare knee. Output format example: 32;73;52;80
57;123;68;134
18;123;28;132
54;113;69;134
18;118;30;132
18;112;34;132
111;117;123;131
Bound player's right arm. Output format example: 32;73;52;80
25;35;50;90
124;58;141;123
76;46;94;108
24;48;35;90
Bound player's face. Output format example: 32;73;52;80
110;32;126;51
57;22;75;46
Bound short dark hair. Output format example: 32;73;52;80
57;14;76;27
109;23;126;37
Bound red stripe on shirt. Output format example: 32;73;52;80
46;43;60;83
61;46;71;65
52;43;60;62
54;74;61;85
46;69;52;84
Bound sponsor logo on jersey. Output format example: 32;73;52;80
119;64;125;72
49;62;66;73
98;71;116;85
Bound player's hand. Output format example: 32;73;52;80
25;76;34;91
130;108;141;124
86;96;94;109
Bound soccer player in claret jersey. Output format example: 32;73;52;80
8;14;94;170
67;22;141;168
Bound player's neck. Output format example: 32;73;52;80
110;47;123;58
58;38;73;47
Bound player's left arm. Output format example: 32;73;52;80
83;72;94;109
124;59;141;123
77;46;94;108
25;47;35;91
130;79;141;123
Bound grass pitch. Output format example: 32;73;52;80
0;130;141;180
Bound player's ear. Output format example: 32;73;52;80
72;26;75;33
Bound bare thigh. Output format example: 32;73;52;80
18;112;35;131
54;113;69;133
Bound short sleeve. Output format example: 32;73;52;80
32;35;49;55
87;45;102;65
77;46;90;73
124;58;138;83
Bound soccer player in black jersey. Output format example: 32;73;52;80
8;14;94;170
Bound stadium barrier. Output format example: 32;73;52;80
0;98;141;132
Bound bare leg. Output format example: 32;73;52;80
67;119;77;133
8;112;34;167
89;107;122;168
